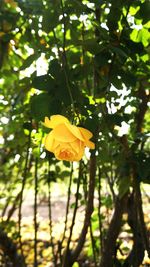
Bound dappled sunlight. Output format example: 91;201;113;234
0;0;149;266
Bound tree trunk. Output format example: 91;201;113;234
99;195;127;267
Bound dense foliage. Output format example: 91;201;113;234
0;0;150;266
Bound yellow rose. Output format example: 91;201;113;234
43;115;95;161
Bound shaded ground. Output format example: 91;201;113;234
21;194;68;222
5;185;150;266
11;186;74;222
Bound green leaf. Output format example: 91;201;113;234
107;114;124;126
95;51;111;67
137;28;150;47
20;53;39;70
73;262;79;267
47;171;56;183
84;115;99;133
23;122;32;131
111;76;123;90
124;39;144;55
107;4;122;31
110;46;128;59
99;77;109;88
136;152;150;184
101;195;113;208
121;72;136;87
32;74;55;92
63;161;71;168
30;93;62;121
118;176;130;198
42;9;59;32
81;39;105;55
48;59;61;78
59;170;70;179
136;2;150;24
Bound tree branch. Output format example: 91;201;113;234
71;152;97;263
62;162;82;266
99;194;127;267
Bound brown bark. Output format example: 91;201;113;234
72;153;96;263
99;195;127;267
62;153;97;267
123;193;145;267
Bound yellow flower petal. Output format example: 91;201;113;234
44;115;69;129
73;145;85;161
55;151;75;161
43;114;95;160
70;139;83;153
53;123;76;142
86;140;95;149
44;131;54;152
55;148;84;161
65;124;85;141
79;127;95;149
79;127;93;140
43;117;52;128
54;141;85;161
54;144;74;161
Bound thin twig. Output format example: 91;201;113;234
34;157;38;267
62;161;82;266
60;163;73;243
60;0;75;113
72;152;97;263
98;168;103;256
133;172;150;257
58;163;73;265
90;220;98;267
104;171;116;202
18;130;31;260
47;160;57;267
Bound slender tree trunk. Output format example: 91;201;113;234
99;194;127;267
123;193;145;267
62;153;97;266
71;153;97;263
